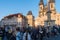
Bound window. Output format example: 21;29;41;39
41;21;43;24
51;4;53;8
40;7;42;10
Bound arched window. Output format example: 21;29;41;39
51;4;53;8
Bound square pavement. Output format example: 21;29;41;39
43;34;60;40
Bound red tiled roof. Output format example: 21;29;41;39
4;13;23;19
1;13;27;21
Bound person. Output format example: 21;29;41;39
3;33;8;40
46;29;49;38
16;28;21;40
58;27;60;33
39;28;44;40
23;29;31;40
31;28;38;40
46;26;51;38
0;27;3;40
9;31;16;40
16;27;24;40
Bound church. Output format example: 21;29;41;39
27;0;60;27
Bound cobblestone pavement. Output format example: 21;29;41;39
43;34;60;40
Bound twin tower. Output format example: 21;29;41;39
27;0;57;27
39;0;56;17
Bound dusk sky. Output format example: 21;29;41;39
0;0;60;20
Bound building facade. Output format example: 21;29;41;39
1;13;27;28
35;0;60;27
26;11;35;27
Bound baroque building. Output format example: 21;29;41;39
35;0;60;27
26;11;35;27
1;13;27;28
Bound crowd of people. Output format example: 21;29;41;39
0;25;60;40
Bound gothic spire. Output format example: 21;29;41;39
48;0;55;3
39;0;44;5
27;11;32;15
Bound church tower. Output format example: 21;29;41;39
26;11;35;27
48;0;56;14
39;0;44;16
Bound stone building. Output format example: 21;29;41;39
0;13;27;30
35;0;60;27
26;11;35;27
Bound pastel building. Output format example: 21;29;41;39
0;13;27;31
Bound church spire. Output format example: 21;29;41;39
47;0;56;14
48;0;55;3
39;0;44;5
39;0;44;16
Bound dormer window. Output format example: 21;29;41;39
18;15;21;18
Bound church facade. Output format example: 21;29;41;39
27;0;60;27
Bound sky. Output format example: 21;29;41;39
0;0;60;20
